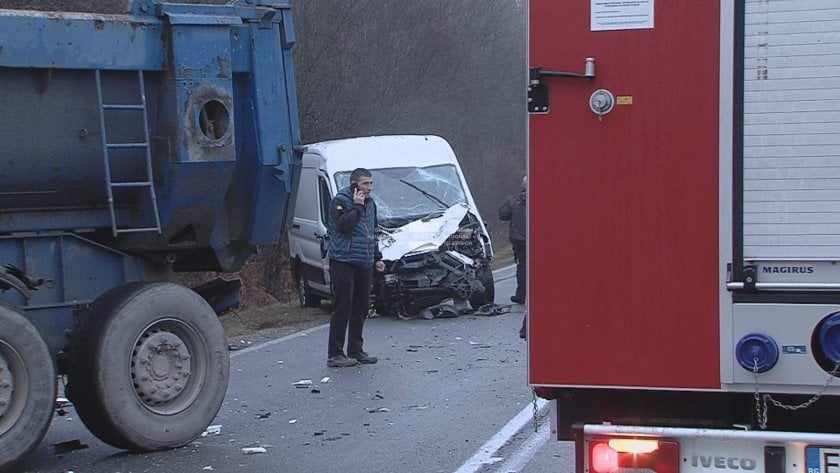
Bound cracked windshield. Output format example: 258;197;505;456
335;164;467;226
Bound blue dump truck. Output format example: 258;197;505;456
0;1;301;469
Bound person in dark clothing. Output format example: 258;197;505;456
326;168;386;367
499;176;527;339
499;176;527;304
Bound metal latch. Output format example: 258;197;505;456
528;58;596;114
726;263;758;292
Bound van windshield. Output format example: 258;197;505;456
335;164;468;226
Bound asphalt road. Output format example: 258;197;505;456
16;266;574;473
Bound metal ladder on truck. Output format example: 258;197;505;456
94;69;162;237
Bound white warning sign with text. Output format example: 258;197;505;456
591;0;654;31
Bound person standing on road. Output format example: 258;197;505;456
326;168;386;367
499;175;527;339
499;175;527;305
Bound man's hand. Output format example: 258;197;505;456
353;188;365;205
375;260;386;272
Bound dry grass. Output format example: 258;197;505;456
220;301;332;343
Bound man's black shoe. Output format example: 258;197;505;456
350;351;378;364
510;295;526;304
327;354;358;368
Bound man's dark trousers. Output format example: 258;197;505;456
512;240;526;300
328;259;372;358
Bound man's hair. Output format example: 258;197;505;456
350;168;372;184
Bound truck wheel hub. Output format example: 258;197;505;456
0;341;25;434
0;353;12;420
132;330;192;406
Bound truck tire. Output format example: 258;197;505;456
469;264;496;309
0;303;56;471
297;271;322;308
67;282;229;452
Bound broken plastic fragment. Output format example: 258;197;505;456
292;379;313;388
366;407;390;413
241;447;267;454
320;376;330;383
201;425;222;437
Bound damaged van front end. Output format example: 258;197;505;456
374;203;494;318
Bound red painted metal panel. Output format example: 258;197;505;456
528;1;721;389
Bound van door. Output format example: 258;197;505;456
310;174;333;295
289;166;332;299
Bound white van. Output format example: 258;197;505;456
288;135;494;318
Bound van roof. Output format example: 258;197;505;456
300;135;458;173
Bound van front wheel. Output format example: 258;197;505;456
469;264;495;309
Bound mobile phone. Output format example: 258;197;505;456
351;183;358;193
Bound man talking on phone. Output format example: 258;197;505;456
325;168;386;367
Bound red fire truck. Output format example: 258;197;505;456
529;1;840;472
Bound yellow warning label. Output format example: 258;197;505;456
617;96;633;105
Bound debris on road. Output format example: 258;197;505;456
52;439;88;454
241;447;267;455
201;425;222;437
473;303;511;316
292;379;313;388
366;407;390;413
55;397;73;417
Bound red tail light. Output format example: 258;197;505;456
589;438;680;473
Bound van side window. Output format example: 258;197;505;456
318;177;331;224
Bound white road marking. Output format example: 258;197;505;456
496;420;550;472
453;398;548;473
229;323;329;358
